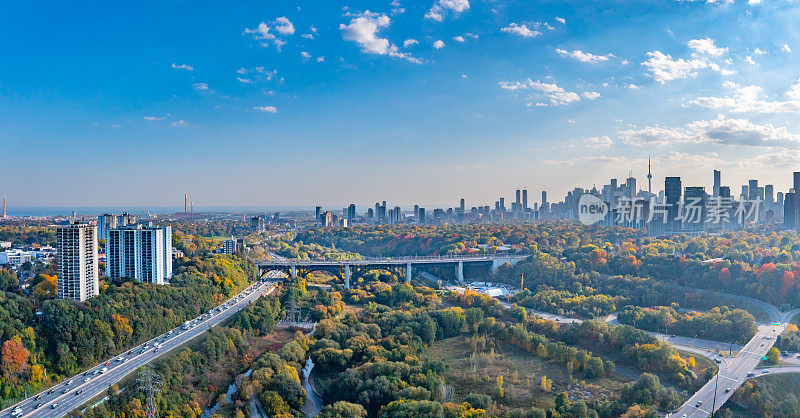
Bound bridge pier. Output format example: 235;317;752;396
456;261;464;283
406;262;412;283
290;264;297;279
344;264;351;289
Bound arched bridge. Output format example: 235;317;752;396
255;254;529;288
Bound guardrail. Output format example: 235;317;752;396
255;253;530;264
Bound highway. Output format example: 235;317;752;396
1;274;280;418
671;323;786;418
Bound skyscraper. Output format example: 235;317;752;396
684;186;707;229
625;176;636;198
713;170;721;197
347;204;356;225
106;223;173;284
786;192;797;229
57;222;99;302
665;177;682;229
647;157;653;195
765;185;774;204
748;180;759;201
459;198;465;213
522;189;528;210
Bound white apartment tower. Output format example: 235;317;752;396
57;222;100;301
106;224;172;284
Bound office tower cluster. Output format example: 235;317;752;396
249;213;283;232
57;222;100;301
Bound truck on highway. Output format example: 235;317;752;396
183;320;193;330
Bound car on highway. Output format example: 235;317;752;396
47;389;54;395
76;389;83;395
695;401;702;407
714;358;721;364
66;379;73;385
84;377;91;383
747;372;755;377
725;387;731;393
62;388;68;394
35;394;41;400
104;361;110;365
11;407;22;417
35;402;43;409
51;403;59;409
763;369;770;374
101;367;108;373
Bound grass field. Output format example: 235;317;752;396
427;335;630;412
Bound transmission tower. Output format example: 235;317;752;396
137;365;161;418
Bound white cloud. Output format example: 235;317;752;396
301;51;312;59
193;82;211;92
500;23;541;38
425;0;470;21
236;67;277;85
317;56;325;62
641;51;710;83
172;120;188;128
782;44;792;54
584;135;613;148
170;63;193;71
253;106;278;113
499;78;594;106
143;116;165;121
453;35;465;42
340;11;420;63
687;37;728;56
403;38;418;47
555;49;613;63
273;17;295;35
555;17;566;24
620;114;800;147
544;155;633;167
433;40;445;49
745;56;756;65
301;33;314;39
753;47;767;55
626;84;640;89
691;81;800;113
583;91;602;100
243;17;295;50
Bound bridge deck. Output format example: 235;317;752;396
255;254;528;267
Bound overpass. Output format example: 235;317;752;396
255;254;529;288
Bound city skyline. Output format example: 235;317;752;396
2;1;800;206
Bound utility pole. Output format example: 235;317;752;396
711;366;720;417
520;273;524;291
137;365;161;418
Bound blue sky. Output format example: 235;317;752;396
1;0;800;209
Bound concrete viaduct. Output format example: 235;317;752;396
256;254;529;288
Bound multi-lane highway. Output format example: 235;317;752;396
671;323;786;418
1;274;280;418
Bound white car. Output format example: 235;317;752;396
100;367;108;373
11;407;23;416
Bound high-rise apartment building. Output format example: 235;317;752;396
57;222;99;301
106;223;173;284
